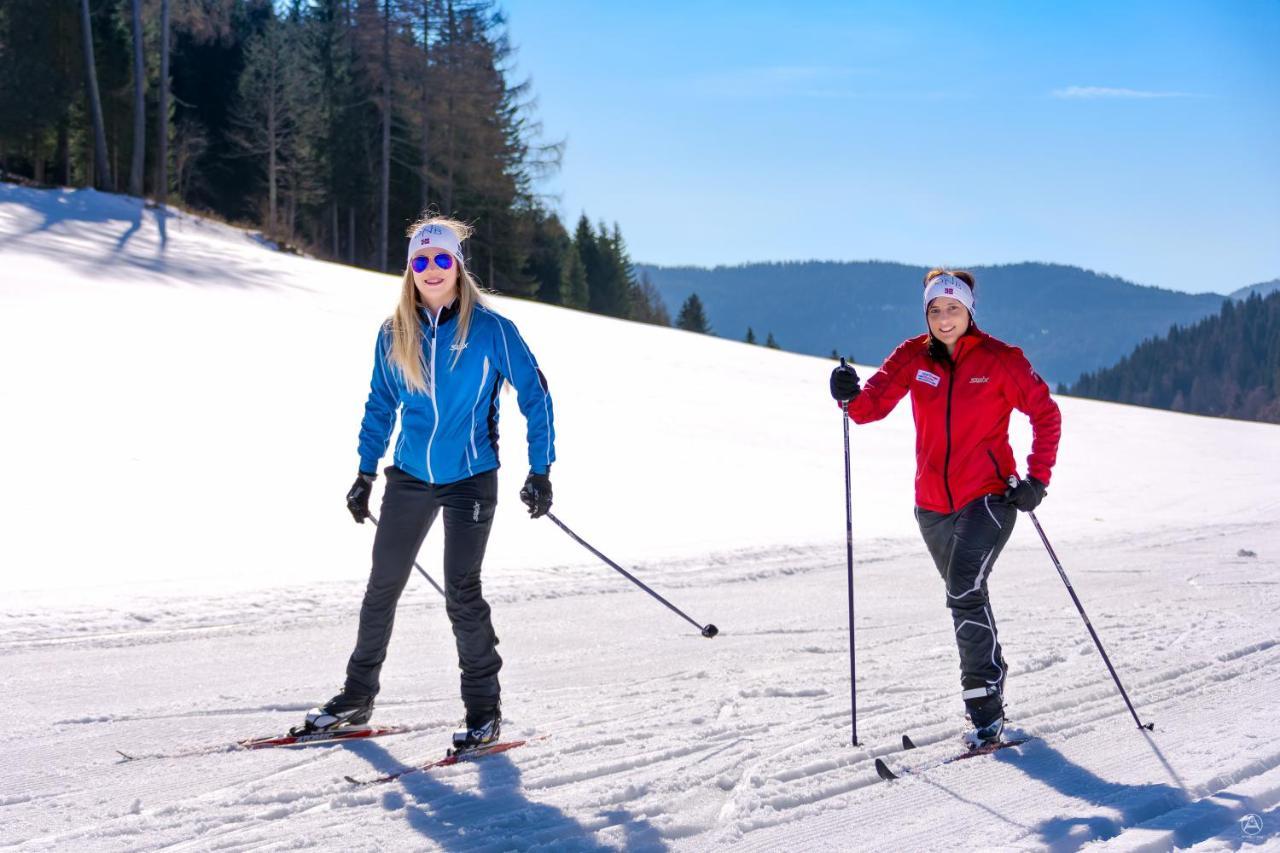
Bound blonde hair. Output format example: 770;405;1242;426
387;215;487;395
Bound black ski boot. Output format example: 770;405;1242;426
451;703;501;753
293;690;375;735
962;684;1004;747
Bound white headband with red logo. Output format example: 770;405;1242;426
923;273;976;317
407;223;464;266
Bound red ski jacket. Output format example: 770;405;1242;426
847;329;1061;514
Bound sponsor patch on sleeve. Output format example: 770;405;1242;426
915;369;941;387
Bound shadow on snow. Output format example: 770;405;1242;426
347;739;668;852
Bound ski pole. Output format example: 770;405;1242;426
544;512;718;638
367;513;446;598
1011;479;1153;731
839;357;859;746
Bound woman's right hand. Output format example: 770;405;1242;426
830;363;861;403
346;472;376;523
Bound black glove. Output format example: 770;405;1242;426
519;471;552;519
346;472;376;523
1005;476;1047;512
830;363;861;403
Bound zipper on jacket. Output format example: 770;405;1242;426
943;366;956;511
987;449;1005;484
424;312;440;482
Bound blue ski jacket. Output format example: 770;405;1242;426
357;302;556;484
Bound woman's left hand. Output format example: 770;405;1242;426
1005;476;1046;512
520;472;553;518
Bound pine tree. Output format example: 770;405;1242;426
746;328;757;344
676;294;711;334
565;246;589;309
765;332;780;349
573;213;602;307
525;210;573;305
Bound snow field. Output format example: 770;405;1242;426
2;183;1280;850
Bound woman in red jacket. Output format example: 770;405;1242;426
829;269;1061;745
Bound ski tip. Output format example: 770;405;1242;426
874;758;898;781
901;734;917;750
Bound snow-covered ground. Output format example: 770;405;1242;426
2;182;1279;851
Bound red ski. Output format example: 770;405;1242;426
239;725;411;750
116;725;412;762
345;735;549;786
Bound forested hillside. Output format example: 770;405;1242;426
0;0;666;323
1067;291;1280;424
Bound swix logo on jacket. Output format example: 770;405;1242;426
847;329;1061;513
357;303;555;485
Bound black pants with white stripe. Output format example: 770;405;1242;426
344;466;502;712
917;493;1018;700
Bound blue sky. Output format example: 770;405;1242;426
500;0;1279;294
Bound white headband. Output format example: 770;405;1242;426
923;274;976;317
407;223;464;265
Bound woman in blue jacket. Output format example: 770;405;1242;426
300;217;555;751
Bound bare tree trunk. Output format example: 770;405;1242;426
419;0;430;211
331;201;339;258
32;135;46;184
57;118;70;185
267;84;278;233
347;205;356;265
441;1;455;214
156;0;170;205
128;0;146;196
79;0;112;190
378;0;392;271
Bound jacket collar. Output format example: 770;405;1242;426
929;325;984;365
418;299;459;329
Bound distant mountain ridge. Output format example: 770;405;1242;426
1231;279;1280;300
639;261;1228;383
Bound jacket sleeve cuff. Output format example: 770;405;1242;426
359;457;381;477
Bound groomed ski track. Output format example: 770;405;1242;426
4;524;1278;851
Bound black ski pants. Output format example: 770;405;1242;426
344;466;502;711
917;493;1017;698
